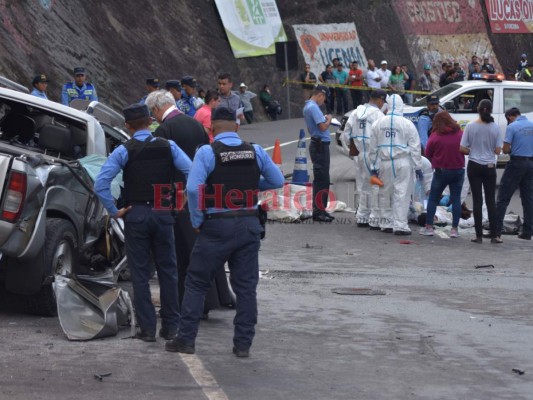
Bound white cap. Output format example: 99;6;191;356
240;82;247;88
381;60;388;65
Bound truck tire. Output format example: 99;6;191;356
25;219;78;316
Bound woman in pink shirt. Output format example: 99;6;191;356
419;111;465;238
194;90;220;142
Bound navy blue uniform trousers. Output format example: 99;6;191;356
178;216;262;350
309;140;331;214
124;205;180;335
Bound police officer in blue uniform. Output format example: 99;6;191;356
61;67;98;106
165;107;284;357
139;78;160;105
30;74;49;99
303;85;334;222
178;75;199;117
95;103;192;342
417;94;440;153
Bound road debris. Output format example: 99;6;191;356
512;368;525;375
303;243;323;249
332;288;386;296
475;264;495;269
94;372;112;381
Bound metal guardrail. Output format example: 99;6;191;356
0;76;30;94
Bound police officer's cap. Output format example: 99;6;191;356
123;103;150;121
32;74;49;85
427;95;439;105
370;89;387;101
211;107;236;122
165;80;182;90
146;78;159;87
181;76;197;88
73;67;85;75
314;85;328;95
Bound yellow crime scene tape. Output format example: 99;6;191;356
282;79;432;96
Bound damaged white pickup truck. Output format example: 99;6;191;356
0;78;127;316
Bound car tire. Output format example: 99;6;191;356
25;219;78;316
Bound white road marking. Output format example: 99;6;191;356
180;354;229;400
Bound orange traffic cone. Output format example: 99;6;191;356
369;175;384;187
272;138;282;172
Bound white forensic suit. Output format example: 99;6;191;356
410;156;433;205
344;103;384;226
368;94;422;234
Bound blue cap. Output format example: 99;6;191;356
423;64;431;70
123;103;149;121
146;78;159;87
427;94;439;105
32;74;49;84
315;85;328;95
181;75;197;87
165;80;182;90
212;107;236;122
73;67;85;75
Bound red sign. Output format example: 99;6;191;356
485;0;533;33
393;0;486;35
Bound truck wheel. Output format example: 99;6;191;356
25;219;78;316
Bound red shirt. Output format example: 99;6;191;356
348;68;364;87
425;127;465;169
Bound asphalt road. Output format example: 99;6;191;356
1;118;532;400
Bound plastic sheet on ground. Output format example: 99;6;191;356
259;184;347;222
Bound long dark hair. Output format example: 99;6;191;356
477;99;494;123
432;111;460;134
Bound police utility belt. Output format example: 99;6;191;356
206;209;258;219
511;155;533;161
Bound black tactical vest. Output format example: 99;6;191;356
123;136;174;205
204;141;260;209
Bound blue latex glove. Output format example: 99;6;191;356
415;169;424;181
439;195;450;206
447;204;453;212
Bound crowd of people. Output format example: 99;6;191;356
304;83;533;242
12;54;532;357
92;89;284;357
300;53;532;115
26;67;287;357
25;67;284;133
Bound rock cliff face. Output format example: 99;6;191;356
0;0;531;119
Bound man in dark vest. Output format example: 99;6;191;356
165;107;284;357
146;90;234;316
95;103;192;342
